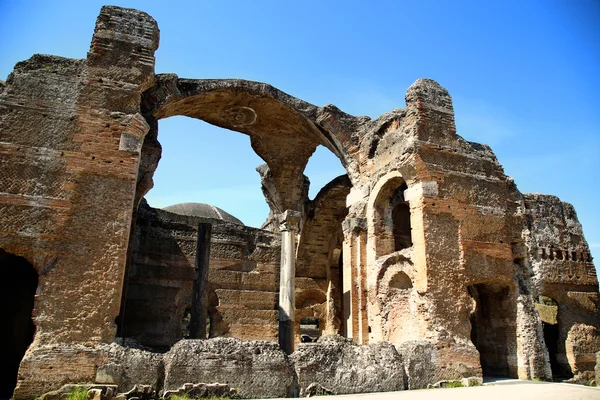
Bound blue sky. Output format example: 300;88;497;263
1;1;598;268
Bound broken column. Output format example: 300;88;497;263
279;210;302;354
190;223;212;339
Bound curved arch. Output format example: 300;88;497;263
137;76;360;223
377;257;414;295
295;289;327;309
141;75;358;172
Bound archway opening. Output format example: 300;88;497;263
303;145;347;199
122;80;352;349
468;283;515;378
146;117;269;227
536;295;572;380
0;249;38;398
118;117;271;349
300;317;320;342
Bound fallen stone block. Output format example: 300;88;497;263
291;335;405;395
163;338;297;398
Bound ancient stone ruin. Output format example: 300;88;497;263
1;5;599;399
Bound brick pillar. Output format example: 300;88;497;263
342;217;368;343
10;6;160;399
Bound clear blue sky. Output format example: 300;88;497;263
1;1;598;269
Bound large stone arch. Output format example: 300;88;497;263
135;75;362;217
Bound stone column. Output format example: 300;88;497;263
278;210;301;354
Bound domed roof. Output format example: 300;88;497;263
162;203;244;225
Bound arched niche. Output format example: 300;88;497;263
367;171;413;259
376;261;416;344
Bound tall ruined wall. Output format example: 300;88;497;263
345;79;552;381
0;7;160;398
523;194;599;380
123;201;281;347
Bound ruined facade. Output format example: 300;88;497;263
0;6;599;399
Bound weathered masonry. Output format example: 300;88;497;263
0;6;599;399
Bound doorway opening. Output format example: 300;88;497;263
536;295;572;380
468;283;516;378
0;249;38;398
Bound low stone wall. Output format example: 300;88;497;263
163;339;297;398
25;335;485;399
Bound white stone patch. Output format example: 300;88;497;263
404;181;438;202
346;187;367;208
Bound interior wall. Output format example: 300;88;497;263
121;202;281;348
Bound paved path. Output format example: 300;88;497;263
268;380;600;400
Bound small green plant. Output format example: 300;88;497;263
65;387;88;400
169;395;192;400
446;381;464;388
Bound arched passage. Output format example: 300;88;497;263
137;76;358;213
296;175;351;339
0;249;38;398
468;282;518;378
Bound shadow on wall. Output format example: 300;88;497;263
117;208;199;349
0;249;38;398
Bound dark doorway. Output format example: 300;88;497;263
468;283;515;378
543;322;561;377
0;249;38;399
